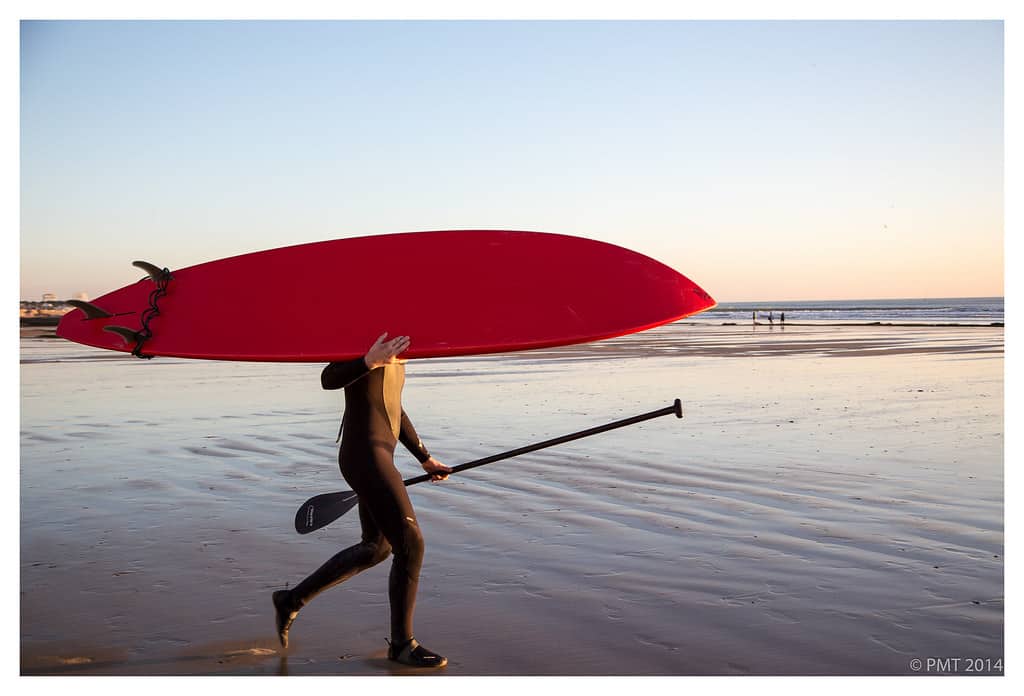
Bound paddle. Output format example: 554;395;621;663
294;399;683;534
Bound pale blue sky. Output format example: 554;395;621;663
20;20;1004;301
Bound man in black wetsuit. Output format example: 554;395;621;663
273;333;452;668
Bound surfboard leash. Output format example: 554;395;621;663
130;263;173;359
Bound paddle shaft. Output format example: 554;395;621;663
403;398;683;486
294;399;683;533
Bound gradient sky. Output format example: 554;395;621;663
19;19;1004;302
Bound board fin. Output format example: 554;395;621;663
103;325;142;346
132;260;172;282
65;299;113;320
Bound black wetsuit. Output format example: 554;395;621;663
287;358;432;643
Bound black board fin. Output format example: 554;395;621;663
66;299;113;320
132;260;172;282
103;325;142;346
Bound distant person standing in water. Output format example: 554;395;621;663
768;311;774;327
272;333;452;668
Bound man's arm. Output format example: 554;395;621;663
398;410;432;463
321;358;370;390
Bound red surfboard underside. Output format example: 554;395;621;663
56;230;715;362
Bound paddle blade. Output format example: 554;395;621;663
294;490;360;534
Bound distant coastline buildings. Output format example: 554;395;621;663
19;292;88;319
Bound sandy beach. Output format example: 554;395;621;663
19;322;1003;675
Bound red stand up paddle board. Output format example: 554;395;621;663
56;230;715;362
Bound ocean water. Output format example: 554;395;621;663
697;297;1004;326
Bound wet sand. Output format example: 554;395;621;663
19;323;1004;675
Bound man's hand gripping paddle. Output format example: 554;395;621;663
294;399;683;534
